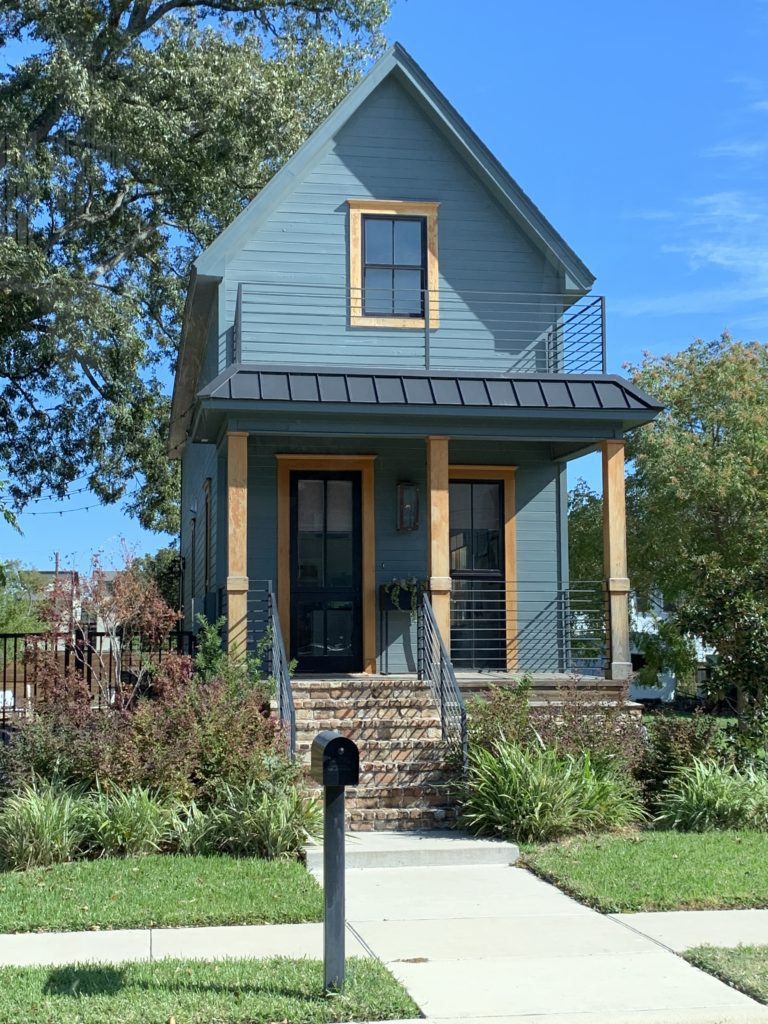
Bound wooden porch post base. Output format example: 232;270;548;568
602;440;631;682
227;432;249;655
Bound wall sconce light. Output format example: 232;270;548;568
396;481;419;532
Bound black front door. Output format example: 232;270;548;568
449;479;505;669
290;471;362;673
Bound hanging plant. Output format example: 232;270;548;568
381;577;427;620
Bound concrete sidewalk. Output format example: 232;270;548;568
331;859;768;1024
614;909;768;952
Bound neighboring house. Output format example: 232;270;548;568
170;43;662;694
630;593;714;704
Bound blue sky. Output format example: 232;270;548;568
4;0;768;569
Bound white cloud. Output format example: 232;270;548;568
751;99;768;111
705;140;768;158
617;190;768;318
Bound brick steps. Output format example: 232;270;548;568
294;677;460;832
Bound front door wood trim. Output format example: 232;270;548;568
276;454;377;674
449;464;517;671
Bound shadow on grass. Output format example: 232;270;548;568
44;966;126;998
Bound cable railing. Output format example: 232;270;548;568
450;580;608;677
418;593;467;773
235;282;606;375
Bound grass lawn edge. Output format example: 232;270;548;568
520;831;768;914
685;945;768;1006
0;955;422;1024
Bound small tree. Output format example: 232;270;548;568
0;561;46;633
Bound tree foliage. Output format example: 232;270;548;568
567;477;603;582
626;335;768;602
625;335;768;712
0;560;46;632
0;0;388;531
135;546;181;610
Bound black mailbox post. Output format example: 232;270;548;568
310;730;360;993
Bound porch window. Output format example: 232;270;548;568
347;199;439;328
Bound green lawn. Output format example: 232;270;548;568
0;855;323;933
686;945;768;1005
522;831;768;912
0;956;420;1024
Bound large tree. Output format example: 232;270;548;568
0;0;388;531
625;335;768;715
626;334;768;603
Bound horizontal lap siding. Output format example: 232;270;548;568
180;442;219;630
223;77;561;374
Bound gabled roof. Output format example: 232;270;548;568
193;43;594;289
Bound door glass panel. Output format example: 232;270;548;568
449;482;472;572
296;598;325;658
297;480;324;585
364;217;392;264
364;267;392;315
473;482;501;571
326;480;353;587
327;480;352;531
326;601;353;657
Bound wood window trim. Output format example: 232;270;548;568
449;464;518;672
347;199;439;329
276;454;377;674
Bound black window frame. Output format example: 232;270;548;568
361;214;427;318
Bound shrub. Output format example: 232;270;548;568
0;783;89;870
83;785;174;857
201;779;322;860
656;759;768;832
461;742;646;843
532;682;646;776
467;678;645;777
467;678;532;749
0;655;281;802
637;712;727;806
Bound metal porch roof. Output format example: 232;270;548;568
197;365;662;415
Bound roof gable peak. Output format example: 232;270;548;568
194;42;594;290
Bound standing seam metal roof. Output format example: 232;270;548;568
198;366;661;413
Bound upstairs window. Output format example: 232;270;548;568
347;199;439;328
362;215;425;317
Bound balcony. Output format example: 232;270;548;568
234;283;606;376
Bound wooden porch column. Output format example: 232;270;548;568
226;432;249;654
602;439;631;680
426;436;451;647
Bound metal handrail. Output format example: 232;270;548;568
418;593;468;774
267;589;296;759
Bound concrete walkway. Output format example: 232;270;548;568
0;832;767;1024
333;859;768;1023
614;909;768;953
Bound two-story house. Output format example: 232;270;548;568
169;44;661;828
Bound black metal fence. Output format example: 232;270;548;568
0;628;195;725
418;593;467;772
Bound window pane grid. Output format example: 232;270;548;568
362;215;426;317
